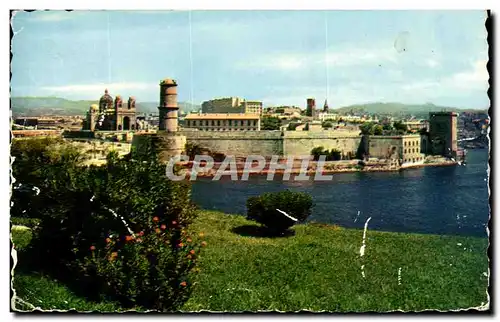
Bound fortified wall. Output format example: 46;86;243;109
135;129;364;159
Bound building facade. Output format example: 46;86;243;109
428;112;458;157
83;89;137;131
201;97;263;115
184;113;261;131
367;134;425;164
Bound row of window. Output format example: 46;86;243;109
404;148;420;154
186;119;258;127
404;157;424;163
404;141;419;147
197;128;258;131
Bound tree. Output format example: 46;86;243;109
359;122;375;135
322;121;333;129
11;138;201;311
262;116;281;130
393;121;408;133
373;125;384;135
311;146;326;161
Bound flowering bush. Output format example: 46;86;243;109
11;139;202;310
246;190;313;235
79;219;206;310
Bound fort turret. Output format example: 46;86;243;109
158;78;179;132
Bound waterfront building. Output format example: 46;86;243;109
428;112;458;157
184;113;261;131
368;134;425;164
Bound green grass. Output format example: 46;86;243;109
11;212;489;312
184;211;489;312
12;274;123;312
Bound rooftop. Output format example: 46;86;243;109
185;113;260;120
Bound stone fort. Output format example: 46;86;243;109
131;78;431;164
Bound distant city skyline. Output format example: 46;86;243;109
11;10;489;109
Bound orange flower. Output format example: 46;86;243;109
156;228;161;234
172;221;177;225
90;245;96;251
160;224;167;230
180;281;187;287
125;235;134;242
199;232;204;238
109;252;118;261
186;238;192;243
201;241;207;247
178;243;184;247
189;249;195;255
153;216;159;222
105;238;112;244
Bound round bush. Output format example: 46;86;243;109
246;190;313;234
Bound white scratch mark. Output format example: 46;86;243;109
276;209;298;222
457;243;462;246
354;210;360;223
359;217;372;257
398;267;402;285
361;264;366;278
483;272;488;277
90;195;95;202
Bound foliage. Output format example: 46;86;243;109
373;125;384;135
246;190;313;234
11;226;33;251
10;138;201;311
393;121;408;132
322;121;333;129
79;219;205;310
311;147;342;161
359;122;375;135
11;217;41;228
261;116;281;130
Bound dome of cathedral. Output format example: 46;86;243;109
90;104;98;111
99;89;113;104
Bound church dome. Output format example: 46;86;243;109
99;89;113;105
90;104;99;111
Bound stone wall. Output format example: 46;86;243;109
183;130;284;156
282;131;361;156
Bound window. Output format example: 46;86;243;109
211;120;215;126
404;149;407;153
229;120;232;126
241;120;244;126
217;120;221;126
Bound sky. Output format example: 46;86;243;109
11;10;489;109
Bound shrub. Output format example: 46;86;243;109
11;217;41;228
79;220;205;310
246;190;313;234
11;138;201;311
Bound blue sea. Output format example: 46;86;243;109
191;150;490;237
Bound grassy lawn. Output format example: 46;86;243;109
11;211;489;312
184;211;489;312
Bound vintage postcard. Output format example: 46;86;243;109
9;9;490;313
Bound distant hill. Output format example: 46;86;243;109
10;97;200;117
332;102;488;119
